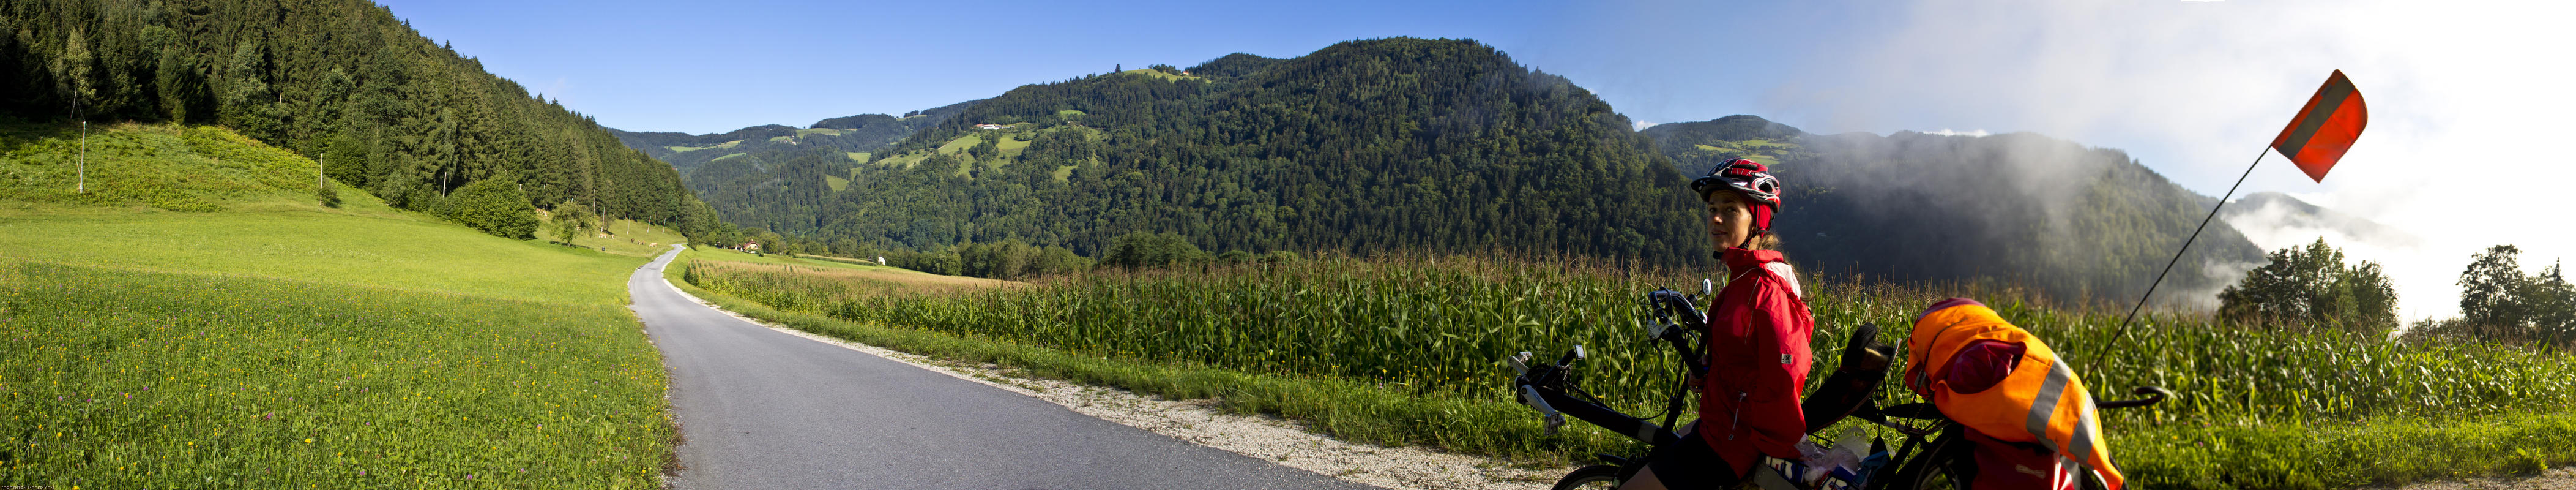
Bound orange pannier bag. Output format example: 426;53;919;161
1904;300;2124;490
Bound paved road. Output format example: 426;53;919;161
632;246;1380;490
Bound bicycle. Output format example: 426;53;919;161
1508;285;2175;490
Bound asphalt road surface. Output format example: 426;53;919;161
632;246;1382;489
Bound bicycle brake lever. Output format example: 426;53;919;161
1521;385;1566;435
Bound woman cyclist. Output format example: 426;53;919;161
1621;159;1817;489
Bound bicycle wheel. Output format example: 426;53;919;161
1552;464;1625;490
1907;461;1970;490
1882;431;1975;490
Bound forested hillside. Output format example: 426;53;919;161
607;99;977;176
698;37;1706;266
1645;116;2266;306
1;0;722;239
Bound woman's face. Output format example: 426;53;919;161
1706;194;1754;251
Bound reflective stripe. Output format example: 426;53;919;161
2067;404;2099;479
2277;72;2356;158
2060;458;2084;487
2025;360;2072;439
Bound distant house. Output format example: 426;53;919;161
740;241;761;252
974;124;1009;130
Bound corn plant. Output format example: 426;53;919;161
687;254;2576;429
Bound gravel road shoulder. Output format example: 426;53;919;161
2374;467;2576;490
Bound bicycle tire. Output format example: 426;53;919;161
1552;464;1625;490
1879;431;1975;490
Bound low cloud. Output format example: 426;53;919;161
1758;0;2576;320
2218;195;2451;321
1926;129;1990;137
1632;120;1660;131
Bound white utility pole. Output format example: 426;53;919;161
77;120;86;194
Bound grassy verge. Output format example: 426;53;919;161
674;251;2576;488
2117;412;2576;489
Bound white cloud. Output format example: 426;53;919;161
1926;129;1990;137
1760;0;2576;320
1632;120;1661;131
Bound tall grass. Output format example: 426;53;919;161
685;252;2576;486
690;254;2576;428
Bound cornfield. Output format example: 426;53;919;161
685;254;2576;429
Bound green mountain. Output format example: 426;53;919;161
690;37;1705;266
1;0;722;240
1643;116;2266;306
606;99;978;176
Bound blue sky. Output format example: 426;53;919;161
380;0;2575;318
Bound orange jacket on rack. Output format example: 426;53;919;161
1904;298;2125;490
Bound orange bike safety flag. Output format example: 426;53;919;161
2271;70;2368;183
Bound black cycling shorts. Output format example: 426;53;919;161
1644;427;1743;489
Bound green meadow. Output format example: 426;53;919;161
0;121;676;488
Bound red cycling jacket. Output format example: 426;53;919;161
1698;247;1815;477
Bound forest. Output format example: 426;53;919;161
1;0;723;240
684;38;1707;268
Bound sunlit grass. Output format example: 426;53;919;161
0;261;670;488
0;119;677;487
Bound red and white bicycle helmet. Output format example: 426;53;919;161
1690;158;1781;234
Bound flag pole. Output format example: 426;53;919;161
2097;146;2270;360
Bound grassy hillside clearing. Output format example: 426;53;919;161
876;152;931;169
996;135;1033;159
1117;68;1205;82
1;123;344;214
679;253;2576;489
0;121;676;488
853;127;1081;176
664;140;744;154
825;174;850;192
936;134;985;154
